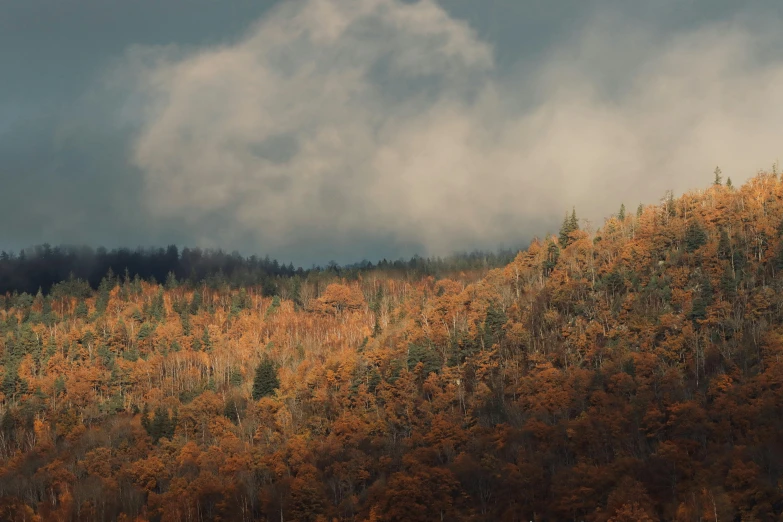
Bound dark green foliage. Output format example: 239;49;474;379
252;357;280;400
150;288;165;321
718;229;731;260
165;271;178;290
617;203;626;221
543;239;560;276
713;166;722;185
559;208;579;248
603;270;625;297
137;322;155;341
265;296;281;317
229;367;243;387
200;327;212;352
143;406;176;443
482;302;507;349
689;276;713;325
190;290;202;315
685;222;707;252
180;311;191;336
230;288;251;316
720;267;737;299
223;394;247;425
407;343;441;376
75;300;88;319
2;365;19;398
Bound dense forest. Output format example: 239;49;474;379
1;173;783;521
0;245;519;296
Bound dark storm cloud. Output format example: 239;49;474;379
1;0;782;265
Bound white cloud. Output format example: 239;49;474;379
125;0;783;258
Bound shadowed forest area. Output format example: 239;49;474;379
1;174;783;520
0;245;518;297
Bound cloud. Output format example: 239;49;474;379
123;0;783;261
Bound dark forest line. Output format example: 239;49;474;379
0;244;520;296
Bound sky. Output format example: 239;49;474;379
2;0;783;266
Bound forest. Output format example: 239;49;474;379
0;173;782;521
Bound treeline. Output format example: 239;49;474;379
0;244;519;296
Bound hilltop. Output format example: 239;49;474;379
1;173;783;520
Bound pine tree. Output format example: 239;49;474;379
685;222;707;252
637;204;644;218
200;327;212;352
151;289;165;322
717;229;731;260
558;208;579;248
141;404;151;434
618;203;626;221
726;177;733;189
713;166;722;186
252;358;280;400
75;300;88;319
165;271;178;290
543;238;560;275
190;290;202;315
180;311;191;336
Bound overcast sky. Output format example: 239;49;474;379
2;0;782;265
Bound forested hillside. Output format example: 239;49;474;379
1;174;783;521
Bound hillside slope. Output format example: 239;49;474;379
1;174;783;521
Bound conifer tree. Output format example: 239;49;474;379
252;357;280;400
713;166;722;185
685;222;707;252
189;290;202;315
558;208;579;248
618;203;626;221
75;300;88;319
165;271;178;290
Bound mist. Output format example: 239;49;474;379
3;0;783;265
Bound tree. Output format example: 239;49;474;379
685;222;707;252
75;300;88;319
559;208;579;247
714;166;722;185
252;357;280;400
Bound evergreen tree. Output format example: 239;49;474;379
265;296;281;318
189;290;202;315
141;404;151;434
717;229;731;260
720;267;736;299
637;204;644;218
689;276;713;325
726;177;733;189
151;288;165;322
482;302;507;349
713;166;722;185
685;222;707;252
617;203;626;221
200;327;212;352
165;271;178;290
543;238;560;275
96;270;115;315
180;311;191;337
252;357;280;400
559;208;579;248
75;300;88;319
